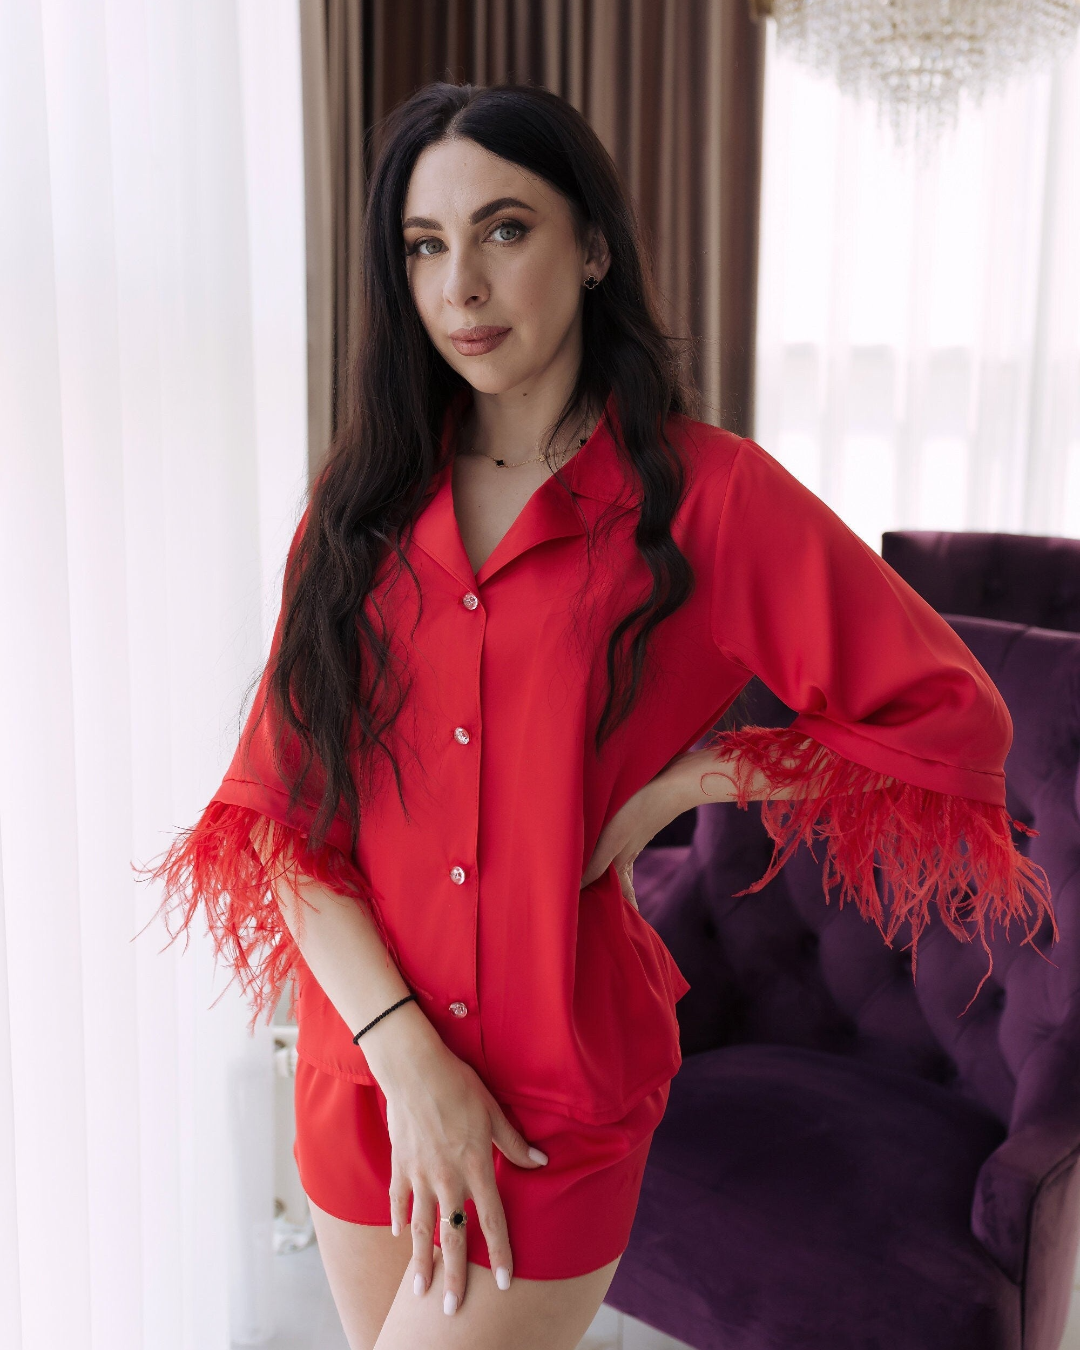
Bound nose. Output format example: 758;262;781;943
442;247;489;309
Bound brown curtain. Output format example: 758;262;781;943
300;0;767;481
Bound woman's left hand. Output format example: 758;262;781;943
580;775;686;908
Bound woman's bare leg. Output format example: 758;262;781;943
373;1246;622;1350
308;1199;414;1350
310;1193;623;1350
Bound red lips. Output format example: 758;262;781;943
450;327;511;355
449;325;509;339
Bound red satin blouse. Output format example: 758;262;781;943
148;387;1054;1125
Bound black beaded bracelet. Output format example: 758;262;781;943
352;993;416;1045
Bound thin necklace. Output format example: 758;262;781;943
465;408;596;468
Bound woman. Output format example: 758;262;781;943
146;82;1054;1349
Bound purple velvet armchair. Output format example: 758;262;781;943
881;530;1080;634
610;532;1080;1349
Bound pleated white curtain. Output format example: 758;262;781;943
0;1;308;1346
755;19;1080;552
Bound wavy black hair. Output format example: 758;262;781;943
269;80;703;855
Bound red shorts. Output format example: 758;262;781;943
292;1056;671;1280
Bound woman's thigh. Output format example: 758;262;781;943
307;1199;413;1350
307;1200;621;1350
374;1248;622;1350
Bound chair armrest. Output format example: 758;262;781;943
972;1112;1080;1284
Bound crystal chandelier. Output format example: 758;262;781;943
753;0;1080;147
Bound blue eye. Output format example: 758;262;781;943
490;220;526;243
406;218;529;258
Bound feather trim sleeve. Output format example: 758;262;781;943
702;725;1056;1011
138;797;397;1033
705;440;1058;1007
136;507;406;1031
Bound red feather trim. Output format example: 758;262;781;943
702;726;1057;1014
135;800;398;1033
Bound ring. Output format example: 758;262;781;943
440;1209;467;1229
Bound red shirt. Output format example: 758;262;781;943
153;387;1054;1125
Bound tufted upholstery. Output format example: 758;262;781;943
608;615;1080;1350
882;530;1080;633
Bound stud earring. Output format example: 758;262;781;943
584;275;600;289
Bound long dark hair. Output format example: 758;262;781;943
270;80;702;855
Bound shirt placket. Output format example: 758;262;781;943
438;585;487;1070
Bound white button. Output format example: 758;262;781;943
449;865;466;885
462;592;479;609
454;727;470;745
449;1002;468;1017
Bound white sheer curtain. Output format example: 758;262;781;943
755;19;1080;552
0;1;308;1346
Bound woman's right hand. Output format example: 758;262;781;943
379;1033;549;1314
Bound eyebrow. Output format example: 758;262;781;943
401;196;538;232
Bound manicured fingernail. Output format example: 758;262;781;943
413;1272;425;1296
528;1147;549;1164
391;1218;400;1237
496;1265;511;1290
443;1290;458;1315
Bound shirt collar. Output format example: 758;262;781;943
409;387;637;588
